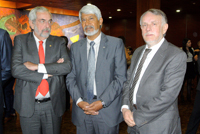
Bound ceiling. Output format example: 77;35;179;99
3;0;200;19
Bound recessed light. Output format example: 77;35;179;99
87;3;92;5
130;12;132;14
193;2;196;4
117;9;121;11
109;16;112;19
176;10;180;13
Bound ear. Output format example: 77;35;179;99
162;23;168;35
99;17;103;26
29;20;35;30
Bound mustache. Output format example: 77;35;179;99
42;28;51;33
144;33;153;36
84;25;94;30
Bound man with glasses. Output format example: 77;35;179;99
122;9;186;134
12;6;71;134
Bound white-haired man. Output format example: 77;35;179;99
12;6;71;134
66;4;127;134
121;9;187;134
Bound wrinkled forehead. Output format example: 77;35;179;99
36;11;52;19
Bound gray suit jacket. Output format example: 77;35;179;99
122;39;187;134
12;32;72;117
66;33;127;127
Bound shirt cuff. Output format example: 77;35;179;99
38;64;47;73
43;74;48;79
121;105;129;112
76;98;83;107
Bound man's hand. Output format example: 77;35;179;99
57;58;64;63
78;101;90;110
122;108;136;127
84;100;103;115
24;61;38;71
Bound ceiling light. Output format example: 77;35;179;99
109;16;112;19
193;2;196;4
130;12;132;13
87;3;92;5
117;9;121;11
176;10;180;13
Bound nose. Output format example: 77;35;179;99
46;22;51;28
85;19;90;26
146;24;151;31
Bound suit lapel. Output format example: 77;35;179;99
27;33;39;63
139;40;168;88
45;36;54;63
96;33;108;72
80;38;88;81
129;46;146;88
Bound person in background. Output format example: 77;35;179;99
126;46;134;67
122;9;186;134
186;41;200;133
180;38;197;102
118;36;131;68
194;41;200;84
0;28;13;133
12;6;71;134
60;35;71;110
66;4;126;134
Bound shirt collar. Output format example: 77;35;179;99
87;32;101;45
33;32;47;44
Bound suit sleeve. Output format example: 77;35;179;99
66;44;82;102
1;30;12;83
44;38;72;76
133;51;187;127
12;36;43;83
99;39;127;107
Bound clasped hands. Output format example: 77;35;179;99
78;101;103;115
122;108;136;127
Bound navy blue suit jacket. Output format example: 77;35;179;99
0;28;12;113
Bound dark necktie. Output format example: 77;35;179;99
129;48;151;110
87;41;95;101
35;41;49;97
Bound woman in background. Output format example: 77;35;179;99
181;38;198;102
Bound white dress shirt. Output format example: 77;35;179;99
122;38;165;110
76;33;101;105
33;33;50;99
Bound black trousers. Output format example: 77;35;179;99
186;90;200;134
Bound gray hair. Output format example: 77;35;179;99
29;6;52;23
79;5;102;22
140;9;168;26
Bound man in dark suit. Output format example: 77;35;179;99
66;4;127;134
122;9;187;134
186;51;200;134
0;28;13;133
12;6;72;134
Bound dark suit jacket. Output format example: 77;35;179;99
196;52;200;91
122;39;187;134
12;32;72;117
0;28;12;113
66;33;127;127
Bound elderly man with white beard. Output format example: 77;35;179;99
66;4;127;134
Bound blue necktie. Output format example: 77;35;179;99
87;41;95;101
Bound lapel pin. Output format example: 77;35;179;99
103;46;105;48
49;45;52;47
